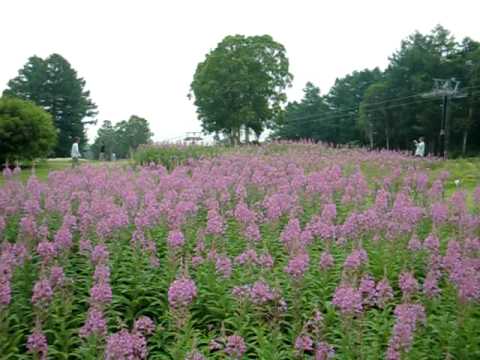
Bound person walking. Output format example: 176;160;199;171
99;144;105;161
71;137;81;168
413;137;425;157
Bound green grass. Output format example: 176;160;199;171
0;159;111;186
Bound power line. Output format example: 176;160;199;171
281;96;439;126
282;83;480;127
280;89;480;127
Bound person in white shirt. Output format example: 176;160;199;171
71;137;81;168
413;137;425;157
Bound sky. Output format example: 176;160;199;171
1;0;479;143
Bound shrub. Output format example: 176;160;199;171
0;97;57;163
133;143;223;169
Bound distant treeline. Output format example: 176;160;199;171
272;26;480;157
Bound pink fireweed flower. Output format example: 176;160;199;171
423;233;440;253
105;329;148;360
319;251;334;270
27;329;48;360
89;282;113;305
295;335;314;352
343;248;368;271
258;253;274;269
359;274;377;307
281;218;302;247
49;266;65;289
284;252;309;280
225;335;246;359
407;234;422;252
53;225;73;251
376;278;394;308
79;239;93;255
0;216;5;237
133;316;155;336
36;241;57;263
332;283;363;316
244;222;261;242
215;255;232;278
32;279;53;306
79;307;107;338
315;341;335;360
205;209;224;236
167;230;185;249
431;202;449;227
93;265;111;284
399;272;419;299
234;202;256;225
191;255;204;268
235;249;258;266
321;203;337;223
168;278;197;308
249;280;278;305
0;279;11;307
91;245;109;265
387;303;426;358
423;270;441;298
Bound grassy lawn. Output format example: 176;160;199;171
0;159;129;186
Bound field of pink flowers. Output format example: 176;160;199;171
1;143;479;359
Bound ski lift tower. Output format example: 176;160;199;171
422;78;466;159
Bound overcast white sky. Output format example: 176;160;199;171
1;0;479;142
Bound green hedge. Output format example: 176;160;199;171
133;143;225;170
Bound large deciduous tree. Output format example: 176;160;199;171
0;97;57;163
3;54;97;157
190;35;292;145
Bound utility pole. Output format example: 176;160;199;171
422;78;465;159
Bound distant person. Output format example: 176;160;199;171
414;137;425;157
99;144;105;161
71;137;81;168
111;153;116;161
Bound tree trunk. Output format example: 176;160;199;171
385;125;390;150
462;129;468;157
368;121;374;149
245;126;250;144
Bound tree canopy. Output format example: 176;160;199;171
92;116;153;159
273;25;480;156
0;97;57;163
3;54;97;157
190;34;292;145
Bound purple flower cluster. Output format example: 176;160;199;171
232;280;279;306
167;230;185;249
105;329;147;360
27;329;48;360
332;283;363;316
168;277;197;308
284;252;310;280
387;303;426;359
79;307;107;338
398;271;419;299
224;334;247;359
343;248;368;271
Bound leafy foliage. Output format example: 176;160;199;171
133;143;223;170
0;97;57;163
191;35;292;145
274;26;480;156
3;54;97;157
92;116;153;160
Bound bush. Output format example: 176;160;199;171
133;143;224;170
0;97;57;163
